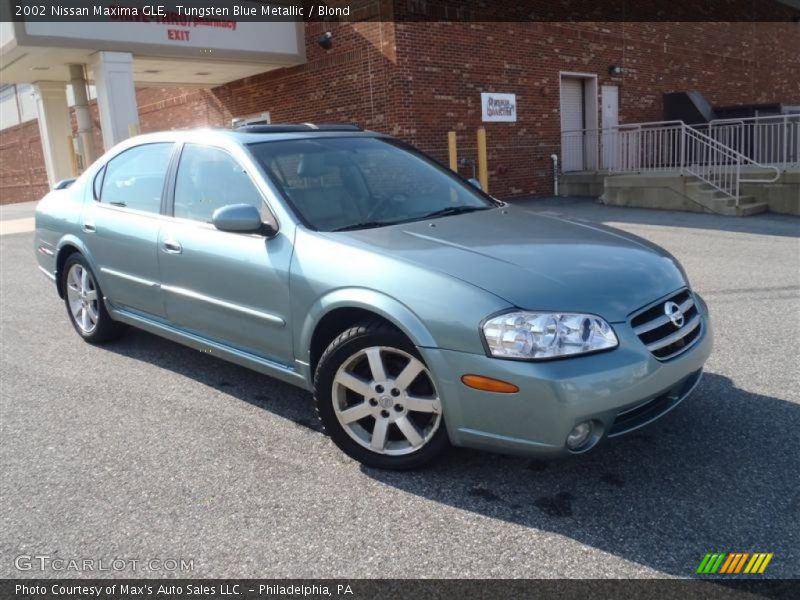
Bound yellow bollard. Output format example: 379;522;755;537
448;131;458;172
477;127;488;193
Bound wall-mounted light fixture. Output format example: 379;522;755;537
318;32;333;50
608;64;625;76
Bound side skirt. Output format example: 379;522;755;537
109;307;311;391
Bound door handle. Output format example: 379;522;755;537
82;222;96;233
162;239;182;254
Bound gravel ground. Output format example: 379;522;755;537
1;197;798;578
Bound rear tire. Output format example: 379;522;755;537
314;320;448;469
62;254;126;344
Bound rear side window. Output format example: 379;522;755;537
99;143;173;213
173;144;265;223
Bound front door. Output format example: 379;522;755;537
561;77;586;171
81;142;174;319
157;143;294;365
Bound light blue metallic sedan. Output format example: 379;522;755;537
34;124;712;469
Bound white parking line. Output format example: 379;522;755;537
0;218;35;236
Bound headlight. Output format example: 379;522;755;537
481;311;618;360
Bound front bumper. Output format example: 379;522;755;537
419;293;713;457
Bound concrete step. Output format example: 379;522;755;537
598;169;798;215
712;199;768;216
708;196;735;208
684;178;765;215
686;181;714;191
686;183;735;202
691;186;726;196
738;202;769;216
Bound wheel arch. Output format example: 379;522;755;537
54;236;107;298
54;236;94;298
300;289;438;379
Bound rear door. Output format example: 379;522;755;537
82;142;174;319
157;142;294;365
601;85;620;169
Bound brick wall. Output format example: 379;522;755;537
0;120;48;204
392;21;800;197
2;19;798;203
208;20;400;131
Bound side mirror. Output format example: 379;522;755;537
212;204;267;234
54;177;76;190
468;178;483;191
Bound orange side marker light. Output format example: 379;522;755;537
461;375;519;393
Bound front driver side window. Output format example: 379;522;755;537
99;143;174;213
173;144;264;223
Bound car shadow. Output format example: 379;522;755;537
515;195;800;239
103;329;799;578
361;371;800;578
103;328;326;434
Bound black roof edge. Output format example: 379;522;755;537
235;123;363;134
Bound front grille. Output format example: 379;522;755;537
631;289;702;360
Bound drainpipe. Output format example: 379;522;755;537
69;64;96;169
459;158;477;180
551;154;559;196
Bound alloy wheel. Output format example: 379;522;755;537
66;263;99;334
332;346;442;456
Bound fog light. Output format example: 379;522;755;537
566;421;593;450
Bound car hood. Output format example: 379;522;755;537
330;205;687;322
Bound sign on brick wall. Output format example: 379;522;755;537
481;93;517;122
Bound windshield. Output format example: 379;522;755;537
248;137;496;231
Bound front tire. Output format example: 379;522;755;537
62;254;126;344
314;321;448;469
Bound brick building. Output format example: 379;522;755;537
1;17;799;204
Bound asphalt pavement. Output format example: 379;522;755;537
1;197;798;578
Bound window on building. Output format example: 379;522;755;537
99;143;173;213
0;85;21;130
16;84;38;123
173;144;265;223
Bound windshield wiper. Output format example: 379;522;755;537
331;206;490;232
419;205;489;220
331;221;392;232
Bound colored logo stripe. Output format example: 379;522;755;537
719;553;749;574
744;553;774;574
697;553;726;574
697;552;773;574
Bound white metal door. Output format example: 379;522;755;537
560;77;585;171
601;85;619;169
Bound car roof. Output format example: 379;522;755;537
124;126;387;148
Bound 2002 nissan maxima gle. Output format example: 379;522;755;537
35;124;712;469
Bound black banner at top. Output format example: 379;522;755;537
1;0;799;22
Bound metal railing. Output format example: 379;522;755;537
561;120;783;206
696;114;800;168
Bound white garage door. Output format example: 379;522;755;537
561;77;586;171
